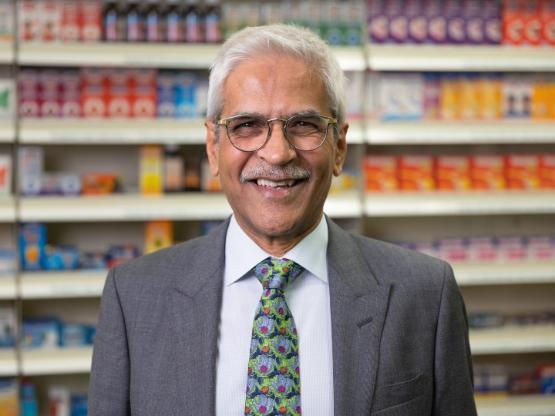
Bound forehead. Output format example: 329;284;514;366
221;54;330;116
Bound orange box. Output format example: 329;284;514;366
81;68;108;118
459;75;480;120
539;154;555;188
130;69;157;118
523;0;543;45
145;220;173;254
398;155;434;191
82;173;119;195
541;0;555;45
532;75;551;119
60;0;79;41
364;155;398;192
440;74;460;120
470;155;506;190
435;155;471;191
505;154;541;189
477;74;502;120
107;69;131;118
80;0;102;42
503;0;526;45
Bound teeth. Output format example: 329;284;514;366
256;179;296;187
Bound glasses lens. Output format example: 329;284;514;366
226;116;267;151
286;115;328;150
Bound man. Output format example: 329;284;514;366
89;24;477;416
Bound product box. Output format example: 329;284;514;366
21;317;60;348
345;71;364;119
541;0;555;45
163;145;184;192
0;249;16;275
407;0;427;43
366;72;381;119
0;2;14;41
465;0;484;44
195;77;209;118
0;378;18;416
43;245;80;270
18;146;44;196
426;0;448;43
379;73;424;120
60;0;80;41
184;157;201;191
18;70;40;118
398;155;435;191
531;75;551;119
174;73;197;118
145;220;173;254
49;386;70;416
79;251;106;270
538;364;555;394
470;155;506;190
364;155;398;191
130;69;157;118
502;75;532;118
18;0;39;41
82;173;119;194
484;0;502;44
106;244;140;269
435;155;471;190
0;307;17;348
330;170;359;193
139;145;163;194
368;0;389;44
60;323;93;347
505;154;540;189
423;73;441;119
387;0;409;43
440;73;460;120
81;0;102;41
40;173;81;196
497;236;527;261
523;0;543;45
344;0;364;46
39;69;62;118
71;394;88;416
527;236;555;260
107;69;131;118
59;70;81;118
40;0;61;42
445;0;465;44
0;79;14;118
477;73;502;119
81;68;108;118
539;154;555;188
458;74;480;119
19;223;47;271
157;73;177;117
436;238;468;263
503;0;525;45
466;237;498;262
0;154;11;195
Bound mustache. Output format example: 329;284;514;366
240;165;311;183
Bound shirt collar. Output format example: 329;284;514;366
224;215;328;286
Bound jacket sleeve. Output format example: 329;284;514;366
89;268;131;416
433;262;477;416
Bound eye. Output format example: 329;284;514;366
228;117;266;137
287;116;323;135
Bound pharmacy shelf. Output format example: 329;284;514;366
0;349;17;376
476;395;555;416
0;40;14;64
18;118;365;145
0;196;15;222
454;261;555;286
17;42;365;71
0;275;17;300
470;325;555;355
18;191;361;222
20;346;92;376
367;45;555;72
0;119;15;143
366;120;555;145
19;118;206;145
20;270;107;299
364;191;555;217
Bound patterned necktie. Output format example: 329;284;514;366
244;257;304;416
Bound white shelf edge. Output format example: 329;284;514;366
19;118;206;145
324;190;362;218
0;119;15;143
0;196;16;223
0;40;14;64
0;349;17;376
21;346;92;376
367;45;555;72
366;120;555;145
0;275;17;300
470;325;555;355
364;191;555;217
20;270;107;299
476;395;555;416
454;261;555;286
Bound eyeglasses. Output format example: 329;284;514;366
216;113;338;152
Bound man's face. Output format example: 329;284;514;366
206;55;347;247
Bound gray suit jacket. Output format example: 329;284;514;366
89;218;477;415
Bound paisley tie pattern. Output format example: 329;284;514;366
244;257;304;416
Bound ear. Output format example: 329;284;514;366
205;121;220;177
332;123;348;177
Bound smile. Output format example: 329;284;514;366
256;178;298;188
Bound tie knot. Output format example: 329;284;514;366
254;257;304;291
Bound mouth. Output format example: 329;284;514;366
254;178;303;188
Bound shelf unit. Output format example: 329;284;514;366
0;196;15;223
0;119;15;143
0;349;17;376
0;40;13;64
454;261;555;286
366;120;555;145
476;395;555;416
19;271;106;299
364;191;555;217
0;275;17;299
20;347;92;376
470;326;555;355
366;45;555;72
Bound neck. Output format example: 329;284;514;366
236;215;323;258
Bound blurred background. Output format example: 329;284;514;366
0;0;554;414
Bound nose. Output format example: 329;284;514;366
256;119;297;165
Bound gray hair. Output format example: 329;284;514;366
207;24;347;126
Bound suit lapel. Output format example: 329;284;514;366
327;219;392;415
170;219;229;415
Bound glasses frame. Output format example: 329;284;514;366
216;113;338;152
